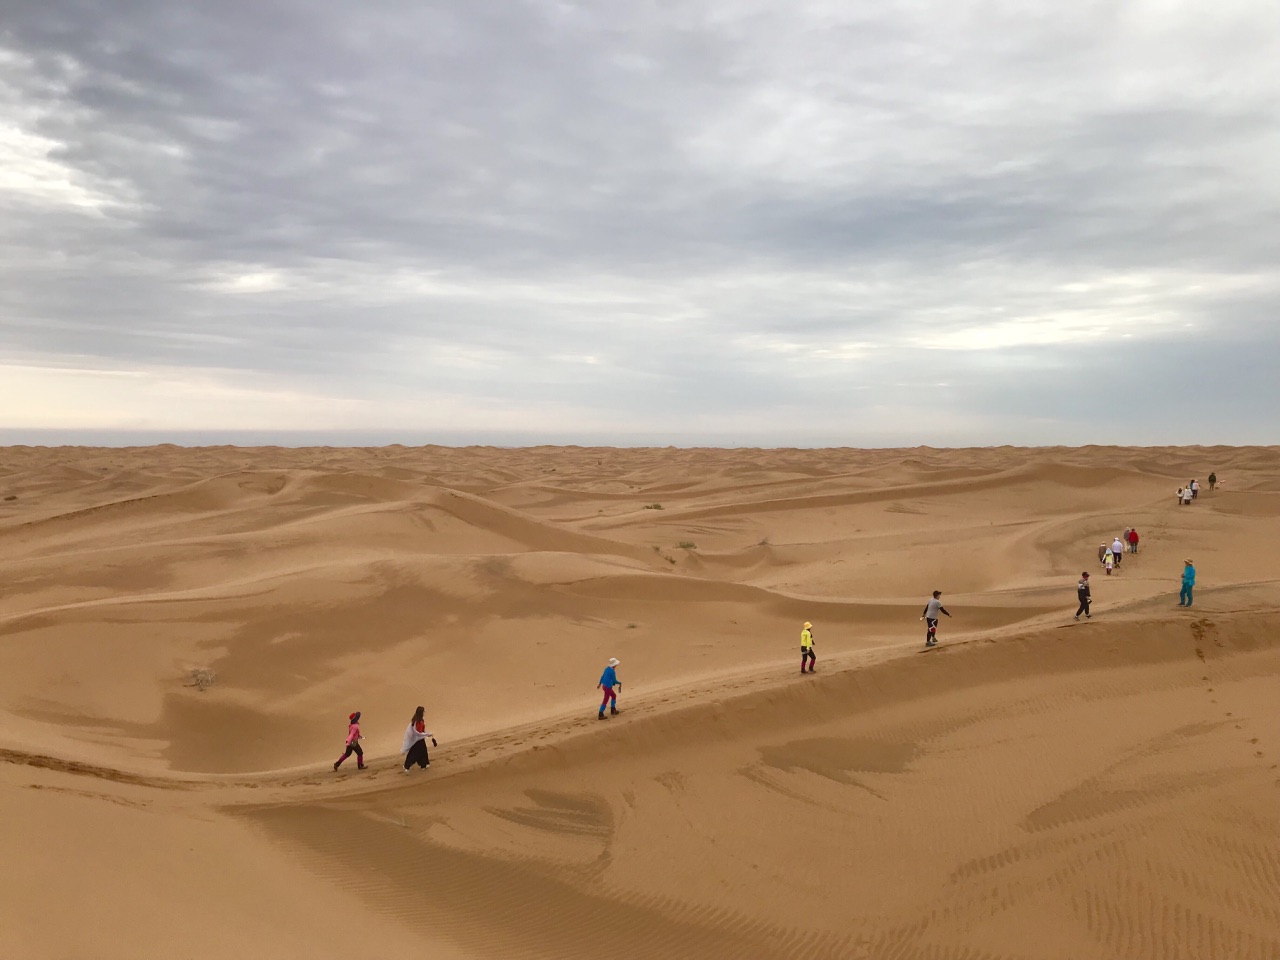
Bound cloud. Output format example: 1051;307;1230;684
1;0;1277;444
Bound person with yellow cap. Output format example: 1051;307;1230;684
800;621;816;674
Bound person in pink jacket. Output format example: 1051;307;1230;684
334;710;367;771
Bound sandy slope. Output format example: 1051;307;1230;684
2;444;1279;959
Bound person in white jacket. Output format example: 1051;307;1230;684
1111;537;1124;568
401;705;436;773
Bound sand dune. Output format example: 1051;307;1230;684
2;444;1279;958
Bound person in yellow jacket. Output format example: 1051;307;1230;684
800;621;816;674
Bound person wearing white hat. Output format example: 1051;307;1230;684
800;622;815;673
598;658;621;719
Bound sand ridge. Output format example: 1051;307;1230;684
2;444;1279;958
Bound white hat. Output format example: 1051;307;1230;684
607;657;620;667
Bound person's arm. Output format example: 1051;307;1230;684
940;606;951;617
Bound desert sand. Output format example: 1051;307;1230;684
2;443;1279;959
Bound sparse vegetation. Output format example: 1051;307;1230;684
678;541;697;549
644;503;663;510
757;536;770;546
3;495;16;501
627;623;637;629
186;667;217;691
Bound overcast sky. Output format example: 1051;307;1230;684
2;0;1278;446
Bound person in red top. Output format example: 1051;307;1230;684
1128;528;1139;554
334;711;367;771
401;705;436;773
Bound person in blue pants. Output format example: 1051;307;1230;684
1179;559;1196;606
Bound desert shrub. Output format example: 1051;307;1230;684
187;667;217;691
678;541;696;549
644;503;663;510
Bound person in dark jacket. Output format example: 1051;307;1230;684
1127;528;1139;554
1075;572;1092;620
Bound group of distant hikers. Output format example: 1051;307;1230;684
1177;473;1216;505
333;471;1217;771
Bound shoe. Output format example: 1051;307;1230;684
597;713;606;720
1086;614;1091;618
423;761;430;767
333;762;340;771
1074;615;1079;621
401;767;411;775
357;764;367;770
610;707;618;715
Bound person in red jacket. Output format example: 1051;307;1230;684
1128;528;1139;554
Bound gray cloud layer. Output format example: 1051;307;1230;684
2;0;1278;443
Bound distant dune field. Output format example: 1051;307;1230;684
2;444;1278;959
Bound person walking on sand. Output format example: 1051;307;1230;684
1208;472;1217;490
334;711;366;771
598;657;622;719
1111;536;1124;568
800;621;816;673
1179;559;1196;607
400;706;437;773
1128;528;1139;554
1098;542;1109;566
1191;478;1200;500
921;591;951;648
1104;551;1115;575
1181;486;1193;506
1176;487;1185;506
1075;572;1092;620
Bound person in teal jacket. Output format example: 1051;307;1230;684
1179;559;1196;606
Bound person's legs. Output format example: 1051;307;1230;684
805;648;816;672
926;618;938;646
1179;584;1190;605
599;687;616;717
354;742;365;769
335;744;355;770
407;738;429;768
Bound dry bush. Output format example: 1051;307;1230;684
187;667;217;691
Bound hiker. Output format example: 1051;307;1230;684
598;657;621;718
1104;551;1115;575
1208;472;1217;490
1128;528;1139;554
1191;479;1200;500
1111;537;1124;567
334;711;366;771
1075;572;1092;620
921;591;951;648
800;621;816;673
1182;486;1193;506
400;705;436;773
1179;559;1196;607
1098;542;1109;565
